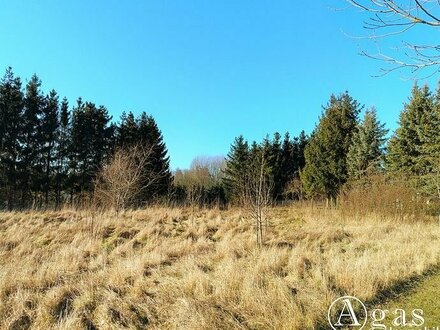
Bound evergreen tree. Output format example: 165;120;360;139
117;111;138;147
268;132;283;200
137;112;172;202
301;92;361;200
417;85;440;197
347;108;388;180
295;130;308;170
387;84;435;176
280;132;296;194
223;135;249;204
0;68;24;209
70;99;114;199
20;74;45;206
115;111;172;204
40;90;59;205
54;97;70;207
279;131;308;200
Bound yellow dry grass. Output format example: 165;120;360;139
1;206;440;329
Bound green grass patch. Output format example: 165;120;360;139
380;271;440;327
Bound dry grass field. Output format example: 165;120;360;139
1;206;440;329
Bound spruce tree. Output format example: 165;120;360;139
280;132;296;195
269;132;283;200
40;89;59;205
54;97;70;207
301;92;361;200
0;68;24;209
137;112;172;202
295;130;308;171
21;74;45;206
347;108;388;180
70;99;113;199
387;85;435;176
223;135;249;204
117;111;138;147
419;85;440;197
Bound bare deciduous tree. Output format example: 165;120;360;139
347;0;440;76
94;145;166;211
243;148;273;248
174;155;226;209
190;155;226;182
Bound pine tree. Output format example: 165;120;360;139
54;97;70;207
295;130;308;171
279;131;309;200
280;132;296;195
0;68;24;209
387;84;434;176
301;92;361;200
117;111;138;147
39;90;59;205
347;108;388;180
70;99;114;200
113;111;172;205
20;74;45;206
223;135;249;204
269;132;283;200
137;112;172;202
419;85;440;197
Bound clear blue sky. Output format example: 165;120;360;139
0;1;437;169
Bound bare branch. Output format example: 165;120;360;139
346;0;440;76
94;144;166;211
242;147;273;248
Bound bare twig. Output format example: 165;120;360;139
94;144;167;211
243;148;273;248
346;0;440;77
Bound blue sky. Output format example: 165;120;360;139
0;1;437;169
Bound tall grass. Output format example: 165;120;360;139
1;206;440;329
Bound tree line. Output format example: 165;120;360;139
172;132;308;208
0;68;171;209
223;86;440;206
2;66;440;210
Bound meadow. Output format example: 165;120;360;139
1;206;440;329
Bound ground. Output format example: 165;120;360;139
380;270;440;327
1;206;440;329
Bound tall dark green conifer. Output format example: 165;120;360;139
117;111;138;147
269;132;283;200
295;130;308;170
115;111;172;203
387;84;440;196
387;85;435;176
423;85;440;197
0;68;24;209
223;135;249;204
137;112;172;201
70;99;113;199
280;132;296;194
301;92;361;200
21;74;45;206
40;90;59;205
55;97;70;207
347;108;388;180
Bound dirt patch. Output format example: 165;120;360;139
9;314;31;330
52;292;75;321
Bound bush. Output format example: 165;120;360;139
340;173;430;221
